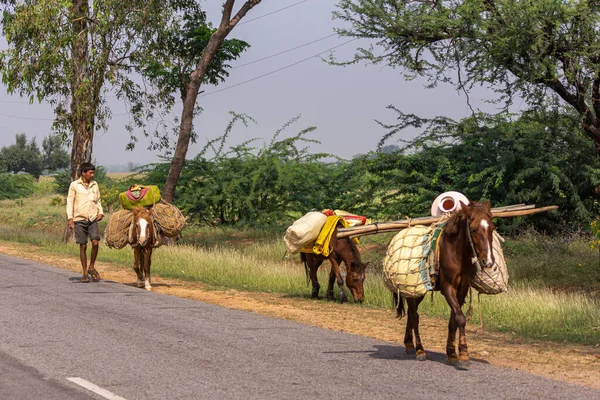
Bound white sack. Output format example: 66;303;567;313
284;212;328;254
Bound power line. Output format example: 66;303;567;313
0;99;30;104
232;33;337;69
200;38;357;98
238;0;310;26
0;111;54;121
0;38;358;120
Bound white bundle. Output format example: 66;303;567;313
472;231;509;294
284;212;328;254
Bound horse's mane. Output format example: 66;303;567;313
337;221;365;271
345;236;362;265
444;201;492;236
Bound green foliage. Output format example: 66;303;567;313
53;164;111;194
365;106;600;232
52;170;71;196
42;134;69;172
333;0;600;146
142;115;348;226
0;133;43;179
0;173;35;199
50;196;65;207
119;2;250;151
0;0;216;166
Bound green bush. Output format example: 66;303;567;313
0;173;35;199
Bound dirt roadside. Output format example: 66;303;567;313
1;240;599;389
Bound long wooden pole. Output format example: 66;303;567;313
336;205;558;239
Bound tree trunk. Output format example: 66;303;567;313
64;0;94;242
162;0;263;203
69;0;94;179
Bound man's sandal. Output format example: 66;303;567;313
80;276;90;283
89;269;101;281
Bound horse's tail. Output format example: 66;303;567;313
300;252;310;287
393;291;405;319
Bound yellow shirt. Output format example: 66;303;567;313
66;178;103;222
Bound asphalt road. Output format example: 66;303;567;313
0;253;599;400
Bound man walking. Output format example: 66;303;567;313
66;162;104;282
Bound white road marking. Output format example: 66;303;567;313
66;377;128;400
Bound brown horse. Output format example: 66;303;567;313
396;200;495;369
130;207;159;290
300;224;368;303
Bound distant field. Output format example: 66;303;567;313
107;172;145;180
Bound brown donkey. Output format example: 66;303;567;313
300;224;368;303
396;200;496;369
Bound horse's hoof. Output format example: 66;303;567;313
326;292;334;301
136;281;144;288
340;296;348;303
404;345;415;355
446;356;459;366
456;359;471;370
415;350;426;361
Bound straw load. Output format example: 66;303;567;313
104;209;133;249
151;201;186;237
104;185;186;249
382;225;436;298
471;231;509;294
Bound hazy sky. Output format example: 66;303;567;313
0;0;501;167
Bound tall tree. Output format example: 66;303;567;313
0;133;43;179
42;134;70;172
334;0;600;149
0;1;190;179
0;133;27;174
131;1;250;155
162;0;263;203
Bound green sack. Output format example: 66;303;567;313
119;184;161;210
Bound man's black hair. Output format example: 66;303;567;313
80;162;96;173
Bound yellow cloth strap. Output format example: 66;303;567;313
301;215;357;257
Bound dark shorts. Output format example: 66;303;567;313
74;220;100;244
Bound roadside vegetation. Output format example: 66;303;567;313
0;173;598;345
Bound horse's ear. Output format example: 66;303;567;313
484;199;491;209
459;200;471;214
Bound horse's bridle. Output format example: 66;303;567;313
465;216;495;272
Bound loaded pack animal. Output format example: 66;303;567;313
396;200;495;369
300;224;369;303
130;207;160;290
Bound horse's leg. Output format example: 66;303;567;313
446;309;458;365
455;284;471;367
403;296;415;355
411;296;426;361
442;285;470;369
133;247;144;288
143;248;152;290
330;258;347;303
326;264;336;301
309;259;322;299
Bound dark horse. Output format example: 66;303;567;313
300;224;368;303
130;207;159;290
396;200;495;369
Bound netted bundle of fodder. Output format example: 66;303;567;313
152;200;186;237
104;209;133;249
383;225;435;298
471;231;509;295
